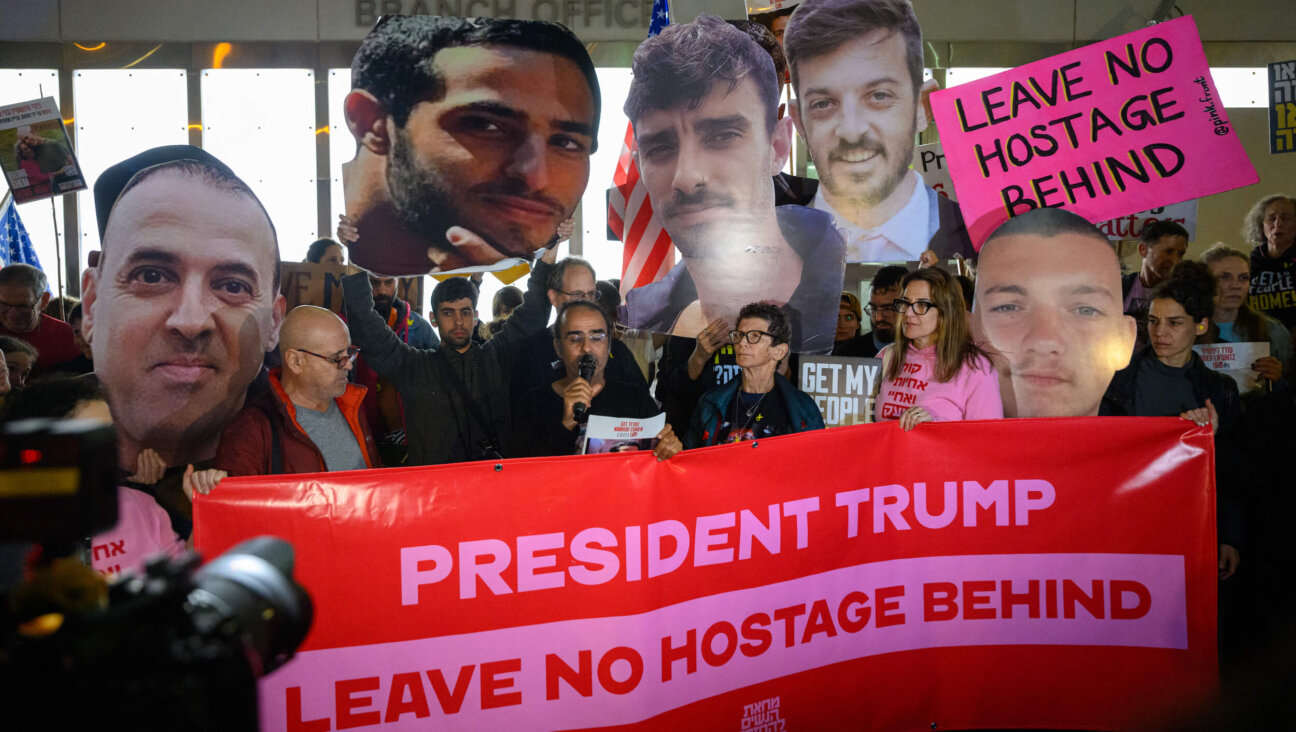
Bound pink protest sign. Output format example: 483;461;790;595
931;15;1257;247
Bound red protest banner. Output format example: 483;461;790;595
195;417;1217;731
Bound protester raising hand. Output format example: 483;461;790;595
440;226;506;270
336;213;358;246
687;317;731;380
554;217;575;244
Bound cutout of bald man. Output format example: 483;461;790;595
82;148;286;479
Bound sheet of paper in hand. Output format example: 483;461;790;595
1193;342;1269;392
584;412;666;454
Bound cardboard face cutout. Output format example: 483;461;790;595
342;16;599;276
970;209;1137;418
781;0;976;265
84;147;286;490
619;14;845;354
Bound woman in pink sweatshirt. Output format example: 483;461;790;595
874;267;1002;429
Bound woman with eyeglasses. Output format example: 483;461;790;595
682;302;824;447
833;291;874;357
875;268;1001;430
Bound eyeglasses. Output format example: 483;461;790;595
861;303;894;316
296;346;360;369
555;289;601;302
892;299;937;315
563;332;608;346
0;300;39;315
728;329;779;345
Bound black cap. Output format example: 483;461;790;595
94;145;236;240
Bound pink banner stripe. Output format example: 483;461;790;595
261;552;1187;731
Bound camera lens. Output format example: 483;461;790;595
190;536;313;675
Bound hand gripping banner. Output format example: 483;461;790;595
195;417;1218;731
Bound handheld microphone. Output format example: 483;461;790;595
573;354;597;422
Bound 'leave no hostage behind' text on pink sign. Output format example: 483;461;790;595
930;15;1257;247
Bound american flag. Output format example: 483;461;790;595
0;194;44;271
608;0;675;296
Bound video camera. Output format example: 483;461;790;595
0;417;313;730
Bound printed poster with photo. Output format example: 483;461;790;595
0;97;87;204
279;263;424;315
582;412;666;455
1193;342;1269;392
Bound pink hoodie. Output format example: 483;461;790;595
875;345;1003;423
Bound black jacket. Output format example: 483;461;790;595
1249;244;1296;328
342;261;553;465
511;326;647;401
1100;347;1241;431
1120;271;1137;301
1101;347;1244;546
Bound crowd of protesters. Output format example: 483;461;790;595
0;3;1292;694
0;5;1290;727
4;189;1294;644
